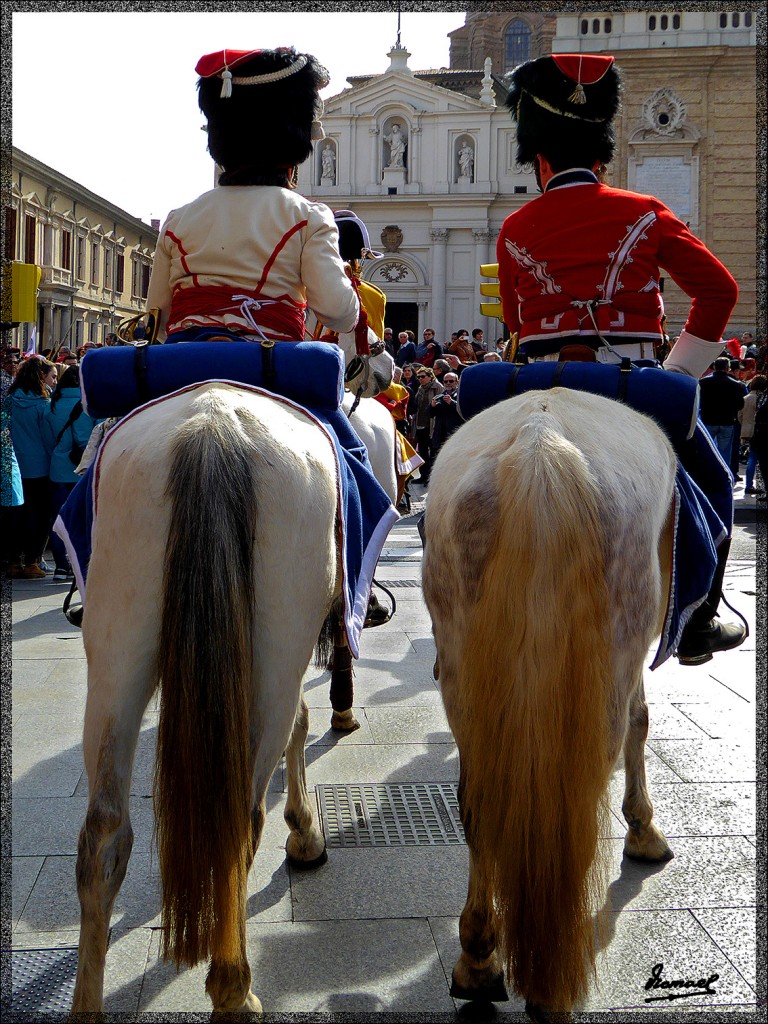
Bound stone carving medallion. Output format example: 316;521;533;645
381;226;403;252
642;89;687;136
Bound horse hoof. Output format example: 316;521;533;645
624;825;674;862
331;709;360;732
286;845;328;871
210;990;262;1018
450;971;508;1003
624;843;675;863
525;1001;574;1023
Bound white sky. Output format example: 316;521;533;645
12;10;466;226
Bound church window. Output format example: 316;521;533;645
604;18;612;33
580;19;589;35
592;19;600;33
673;13;681;29
745;12;752;26
660;14;668;29
504;20;531;70
719;13;728;28
648;15;656;30
732;12;740;27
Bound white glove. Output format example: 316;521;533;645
663;329;722;379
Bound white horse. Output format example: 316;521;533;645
342;392;398;505
324;393;407;732
422;388;676;1018
71;341;393;1016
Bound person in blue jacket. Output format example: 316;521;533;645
48;365;98;581
3;356;58;578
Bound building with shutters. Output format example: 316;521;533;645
4;147;159;352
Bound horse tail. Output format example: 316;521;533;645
154;401;257;969
460;410;612;1009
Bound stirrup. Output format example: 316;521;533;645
63;579;83;628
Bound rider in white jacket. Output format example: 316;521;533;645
146;47;360;345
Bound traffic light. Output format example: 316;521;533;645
9;262;41;324
479;263;504;322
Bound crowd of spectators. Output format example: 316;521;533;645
679;328;767;498
2;344;99;580
384;324;500;483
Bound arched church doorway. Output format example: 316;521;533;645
385;301;419;340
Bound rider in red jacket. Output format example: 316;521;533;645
497;52;746;665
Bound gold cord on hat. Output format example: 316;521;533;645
221;53;309;97
519;89;609;124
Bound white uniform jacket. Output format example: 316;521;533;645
147;186;359;341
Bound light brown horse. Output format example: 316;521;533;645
422;388;676;1018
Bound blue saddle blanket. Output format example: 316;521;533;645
456;361;732;670
53;382;398;659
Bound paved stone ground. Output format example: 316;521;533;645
6;482;763;1019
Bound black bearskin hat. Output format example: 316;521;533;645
505;54;622;171
197;48;329;184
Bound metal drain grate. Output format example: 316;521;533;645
317;783;464;847
10;947;78;1014
376;579;421;588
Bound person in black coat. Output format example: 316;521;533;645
429;373;462;458
698;356;747;468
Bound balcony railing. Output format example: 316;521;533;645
40;265;74;287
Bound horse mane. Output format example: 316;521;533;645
458;411;612;1007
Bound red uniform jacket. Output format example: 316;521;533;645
497;169;738;358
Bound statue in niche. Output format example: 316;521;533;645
384;123;407;169
458;142;474;181
321;144;336;183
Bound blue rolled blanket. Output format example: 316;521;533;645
80;340;345;418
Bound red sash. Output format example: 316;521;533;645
168;284;306;340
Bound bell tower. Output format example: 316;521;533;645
449;11;557;73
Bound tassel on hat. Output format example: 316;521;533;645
567;55;587;104
220;68;233;98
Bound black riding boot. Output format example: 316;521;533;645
676;538;747;665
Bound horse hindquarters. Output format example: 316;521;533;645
427;413;614;1012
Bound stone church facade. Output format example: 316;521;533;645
299;9;759;345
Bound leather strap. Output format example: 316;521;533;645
260;340;276;391
506;362;526;397
618;357;633;402
133;344;151;404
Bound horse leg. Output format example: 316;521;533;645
329;613;360;732
71;666;149;1015
284;696;328;868
621;677;673;862
205;796;267;1016
450;763;508;1003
